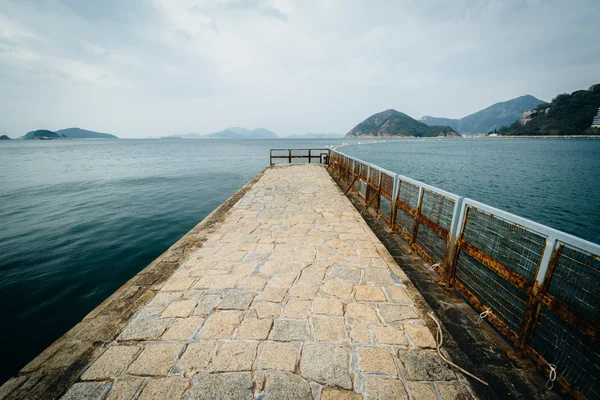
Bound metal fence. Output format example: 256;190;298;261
327;149;600;399
270;148;330;165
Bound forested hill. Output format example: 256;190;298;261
497;84;600;136
346;109;459;138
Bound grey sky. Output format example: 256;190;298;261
1;0;598;138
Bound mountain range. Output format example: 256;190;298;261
13;94;570;141
420;95;544;135
345;109;459;138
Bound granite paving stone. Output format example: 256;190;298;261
185;373;254;400
364;377;409;400
60;382;112;400
263;372;312;400
117;318;170;341
81;346;140;380
236;317;273;340
126;343;182;376
212;341;259;372
255;341;299;372
354;285;387;302
218;290;256;310
357;346;398;375
269;319;310;341
313;317;347;342
314;297;344;315
406;323;437;348
161;317;204;341
178;341;214;373
161;299;197;318
138;377;188;400
199;311;244;339
346;303;380;322
300;343;352;389
373;326;408;346
105;377;144;400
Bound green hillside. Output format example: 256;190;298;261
346;109;458;138
498;84;600;136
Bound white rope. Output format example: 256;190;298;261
426;263;440;272
477;308;492;324
546;364;557;390
428;312;489;386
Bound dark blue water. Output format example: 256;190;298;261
0;138;598;382
343;139;600;244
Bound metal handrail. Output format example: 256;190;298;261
269;148;330;166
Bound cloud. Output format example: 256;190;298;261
0;0;598;137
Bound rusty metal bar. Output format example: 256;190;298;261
389;175;399;230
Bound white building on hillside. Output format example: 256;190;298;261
592;107;600;128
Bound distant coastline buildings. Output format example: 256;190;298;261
592;107;600;128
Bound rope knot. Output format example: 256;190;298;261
477;308;492;324
546;364;557;390
426;263;440;272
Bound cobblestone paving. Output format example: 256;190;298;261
61;165;473;400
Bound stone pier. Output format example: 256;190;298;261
1;165;474;400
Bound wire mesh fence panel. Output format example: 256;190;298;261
380;196;392;221
547;244;600;322
394;207;415;243
415;224;448;266
381;173;394;198
369;168;381;187
462;207;546;282
455;250;528;336
359;180;367;198
531;307;600;399
360;163;369;180
397;180;420;211
342;157;353;182
420;190;455;232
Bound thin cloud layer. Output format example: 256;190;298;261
0;0;598;137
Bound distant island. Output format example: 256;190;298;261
0;135;10;140
345;109;459;138
56;128;118;139
420;95;545;135
21;128;118;140
495;84;600;136
22;130;69;140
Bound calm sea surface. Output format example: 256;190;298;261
0;138;598;381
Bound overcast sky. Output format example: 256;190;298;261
1;0;598;138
